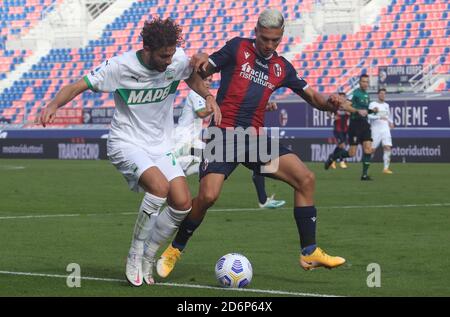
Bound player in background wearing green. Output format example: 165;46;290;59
325;74;373;180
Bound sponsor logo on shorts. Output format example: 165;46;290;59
202;159;209;171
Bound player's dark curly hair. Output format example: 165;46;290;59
140;17;183;50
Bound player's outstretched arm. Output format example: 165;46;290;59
341;98;368;117
196;109;213;118
298;87;367;117
185;71;222;125
298;86;341;113
368;103;380;120
40;78;89;127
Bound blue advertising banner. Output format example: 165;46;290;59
264;103;308;128
378;65;423;87
0;138;107;159
280;137;450;163
265;99;450;128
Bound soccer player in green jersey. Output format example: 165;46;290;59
325;74;373;180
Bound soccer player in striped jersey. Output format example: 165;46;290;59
40;18;220;287
157;8;356;278
328;92;350;169
175;78;286;208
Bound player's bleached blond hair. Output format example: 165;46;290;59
257;8;285;29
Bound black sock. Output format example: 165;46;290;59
252;173;267;205
172;217;203;251
340;149;350;159
293;206;317;250
332;148;350;161
362;153;371;176
331;146;341;160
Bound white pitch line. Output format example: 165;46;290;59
0;270;340;297
0;214;81;220
1;203;449;220
321;202;450;210
0;165;26;170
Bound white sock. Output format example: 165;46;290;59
383;150;391;169
130;193;166;254
144;206;191;259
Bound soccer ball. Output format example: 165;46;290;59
215;253;253;288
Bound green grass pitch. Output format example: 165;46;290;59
0;159;449;296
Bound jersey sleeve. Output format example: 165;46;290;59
368;102;379;120
208;37;240;70
280;61;308;94
185;92;206;113
192;94;206;112
174;48;193;81
84;58;120;92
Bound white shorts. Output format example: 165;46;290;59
371;128;392;149
107;142;185;192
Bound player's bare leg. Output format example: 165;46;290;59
348;144;358;157
268;153;345;270
157;173;225;278
126;167;169;286
192;173;226;219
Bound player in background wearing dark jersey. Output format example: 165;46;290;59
325;75;373;180
156;8;358;278
328;92;350;169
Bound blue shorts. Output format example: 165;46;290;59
198;129;293;180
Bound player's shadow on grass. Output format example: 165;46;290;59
159;263;333;289
81;266;129;287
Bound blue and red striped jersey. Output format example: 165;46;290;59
333;110;350;133
209;37;308;129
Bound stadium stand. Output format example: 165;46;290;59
0;0;61;76
0;0;448;125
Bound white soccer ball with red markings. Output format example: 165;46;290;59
215;253;253;288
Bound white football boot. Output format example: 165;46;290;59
125;251;143;287
142;256;155;285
